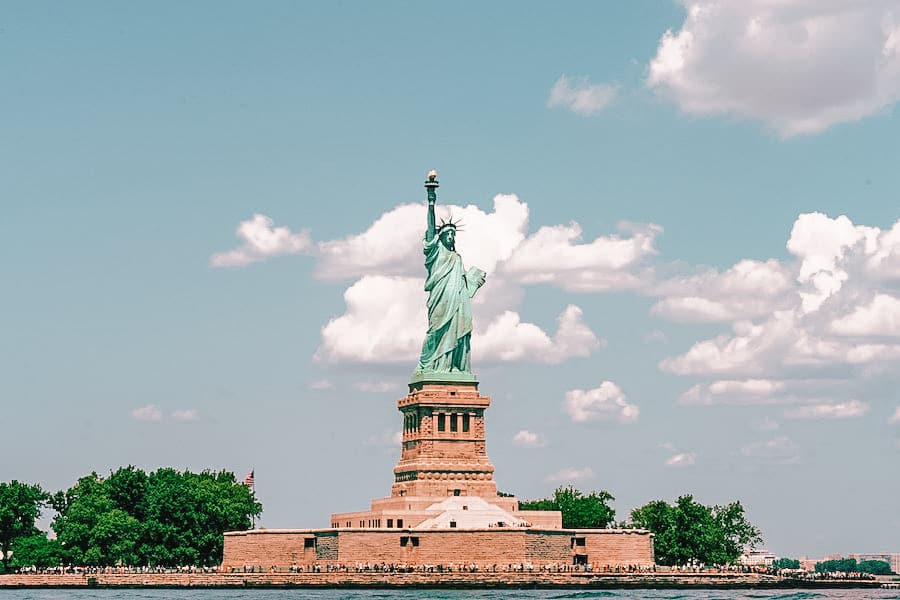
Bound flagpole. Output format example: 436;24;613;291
244;469;256;530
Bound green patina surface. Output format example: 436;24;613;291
413;172;486;384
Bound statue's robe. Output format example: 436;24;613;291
417;232;477;373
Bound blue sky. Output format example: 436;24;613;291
3;1;900;559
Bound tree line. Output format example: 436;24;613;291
815;558;893;575
519;486;762;566
0;467;261;571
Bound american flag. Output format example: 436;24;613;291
243;470;255;488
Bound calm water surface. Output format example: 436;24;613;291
2;590;898;600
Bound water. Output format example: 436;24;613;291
1;591;898;600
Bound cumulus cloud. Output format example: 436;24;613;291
513;430;546;448
316;276;425;364
547;75;618;116
502;222;660;292
131;404;162;422
679;379;787;406
210;214;311;267
661;311;810;376
317;195;529;280
475;305;602;364
309;379;333;390
544;466;594;483
316;279;602;365
171;409;199;421
652;259;793;323
311;191;660;366
648;0;900;136
564;381;639;424
741;436;800;464
355;381;401;393
787;212;880;314
783;400;870;419
831;294;900;336
665;452;697;467
661;213;900;393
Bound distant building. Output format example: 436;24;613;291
798;557;818;571
800;553;900;574
739;549;775;567
848;553;900;574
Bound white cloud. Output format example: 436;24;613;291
661;311;809;376
661;213;900;388
831;294;900;336
316;195;529;280
513;430;545;448
313;194;659;366
679;379;787;406
171;409;199;421
355;381;401;393
890;406;900;424
317;275;602;365
475;305;602;364
547;75;618;116
783;400;870;419
741;436;800;464
210;214;311;267
665;452;697;467
309;379;333;390
648;0;900;136
544;466;594;483
131;404;162;422
652;259;793;323
787;212;878;314
316;276;425;364
564;381;639;424
502;222;660;292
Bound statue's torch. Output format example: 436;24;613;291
425;170;439;205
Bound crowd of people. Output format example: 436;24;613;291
6;562;880;580
9;565;223;575
247;562;656;574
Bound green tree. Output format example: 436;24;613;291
816;558;858;573
9;534;67;569
858;560;892;575
772;557;801;570
519;486;616;529
0;481;49;572
52;466;261;567
630;495;761;566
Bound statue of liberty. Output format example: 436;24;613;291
414;171;486;380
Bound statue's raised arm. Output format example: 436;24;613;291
413;171;486;382
425;170;437;243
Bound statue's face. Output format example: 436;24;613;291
440;228;456;250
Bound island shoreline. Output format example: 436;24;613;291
0;572;884;589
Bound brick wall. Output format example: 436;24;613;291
582;530;655;567
223;531;317;567
223;528;653;568
525;530;572;561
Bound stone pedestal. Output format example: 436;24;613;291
391;381;497;498
329;379;561;530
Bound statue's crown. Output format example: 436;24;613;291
437;217;462;235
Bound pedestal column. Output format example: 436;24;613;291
391;381;497;498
